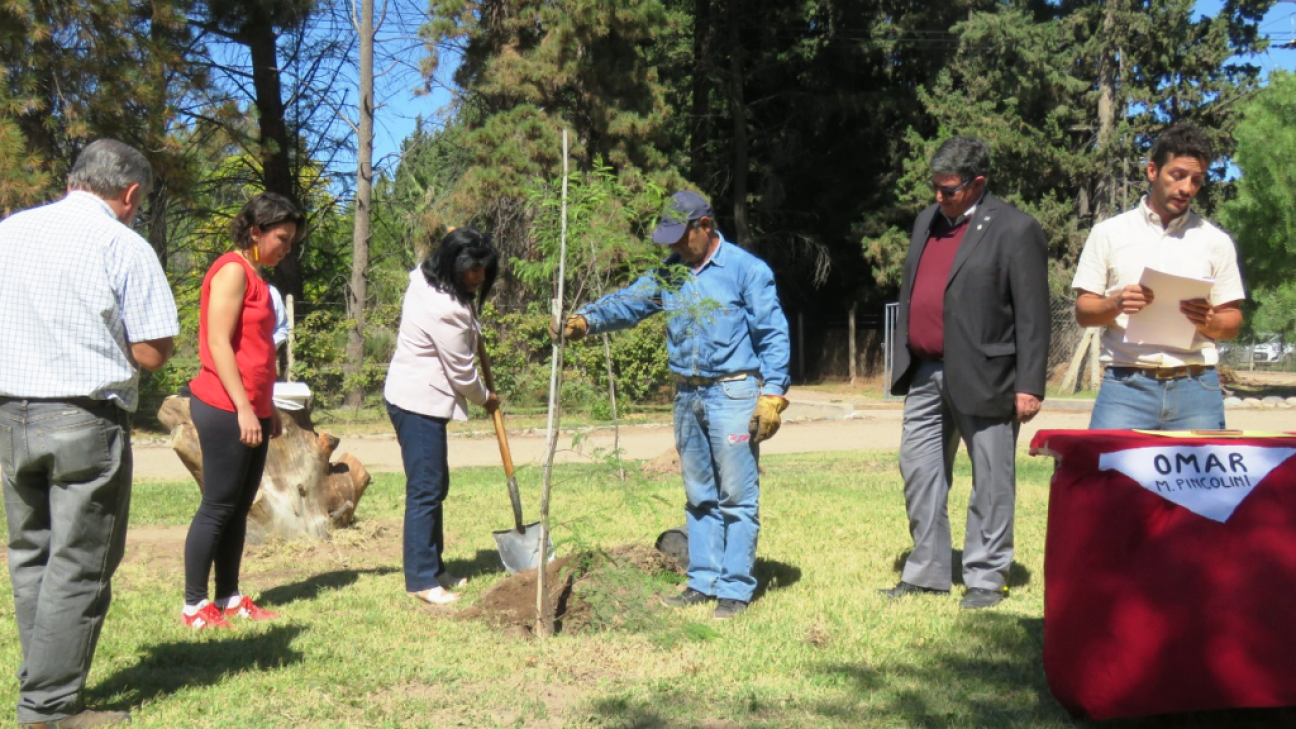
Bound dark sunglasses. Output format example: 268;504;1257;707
928;177;979;197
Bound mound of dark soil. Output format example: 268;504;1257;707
459;544;683;637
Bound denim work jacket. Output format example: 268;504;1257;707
578;236;791;397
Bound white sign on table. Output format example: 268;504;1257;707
1099;445;1296;523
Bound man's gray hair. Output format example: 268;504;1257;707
930;136;991;183
67;139;153;198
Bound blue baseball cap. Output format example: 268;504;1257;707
651;191;713;245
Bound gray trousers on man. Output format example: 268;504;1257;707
0;399;131;724
898;361;1019;592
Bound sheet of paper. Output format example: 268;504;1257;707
1123;268;1214;350
1134;430;1296;439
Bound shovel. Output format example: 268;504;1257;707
477;340;551;574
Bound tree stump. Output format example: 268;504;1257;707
157;396;371;543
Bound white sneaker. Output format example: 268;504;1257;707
409;586;460;605
435;570;467;589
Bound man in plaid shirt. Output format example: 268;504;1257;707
0;140;179;728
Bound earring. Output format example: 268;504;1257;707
252;245;261;264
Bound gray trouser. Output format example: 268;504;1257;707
0;398;131;724
897;361;1019;591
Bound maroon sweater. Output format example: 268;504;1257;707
907;215;969;361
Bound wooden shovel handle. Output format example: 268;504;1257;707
476;340;515;479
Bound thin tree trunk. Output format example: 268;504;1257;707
344;0;375;409
601;333;624;482
537;128;571;638
586;230;624;482
247;24;305;302
1094;0;1122;224
725;0;751;246
690;0;712;184
148;185;169;269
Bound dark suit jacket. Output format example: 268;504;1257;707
889;194;1050;419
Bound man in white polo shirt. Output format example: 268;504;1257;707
1072;124;1245;430
0;140;179;728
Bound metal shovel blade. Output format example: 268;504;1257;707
492;522;552;574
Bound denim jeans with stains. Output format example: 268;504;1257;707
674;377;761;603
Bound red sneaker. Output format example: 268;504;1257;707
183;602;233;630
222;596;279;621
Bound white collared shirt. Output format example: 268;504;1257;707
0;192;180;411
1071;197;1245;367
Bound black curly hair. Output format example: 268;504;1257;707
420;227;499;308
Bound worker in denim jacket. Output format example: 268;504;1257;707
554;190;790;620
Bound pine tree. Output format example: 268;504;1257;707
861;0;1275;289
1219;70;1296;341
0;0;198;209
419;0;681;304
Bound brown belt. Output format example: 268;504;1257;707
1109;365;1213;380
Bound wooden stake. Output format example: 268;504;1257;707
848;304;857;385
285;294;296;383
1060;328;1091;394
1087;328;1103;390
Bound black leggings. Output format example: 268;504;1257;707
184;396;271;605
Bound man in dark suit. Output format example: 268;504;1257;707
881;136;1050;610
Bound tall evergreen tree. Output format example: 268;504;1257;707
420;0;681;304
0;0;199;209
861;0;1275;289
1219;70;1296;341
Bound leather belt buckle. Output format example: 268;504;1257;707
1150;365;1210;380
674;374;714;386
674;372;751;387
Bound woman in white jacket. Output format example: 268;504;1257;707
384;227;500;605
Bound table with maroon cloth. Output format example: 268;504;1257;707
1030;429;1296;720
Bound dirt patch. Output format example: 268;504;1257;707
1224;368;1296;398
642;447;680;475
460;544;682;637
108;519;402;593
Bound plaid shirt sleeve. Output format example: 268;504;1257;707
108;234;180;343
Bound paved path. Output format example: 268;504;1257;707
130;396;1296;481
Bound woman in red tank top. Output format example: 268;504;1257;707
182;192;304;629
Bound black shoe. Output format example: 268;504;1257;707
960;587;1007;610
713;599;748;620
879;581;950;599
662;587;712;608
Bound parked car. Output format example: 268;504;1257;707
1248;340;1293;365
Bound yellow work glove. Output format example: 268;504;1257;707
748;395;789;444
547;314;588;342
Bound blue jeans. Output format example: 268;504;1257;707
674;377;761;602
0;398;130;724
386;402;451;592
1089;367;1227;430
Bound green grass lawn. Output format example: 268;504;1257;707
1;451;1293;727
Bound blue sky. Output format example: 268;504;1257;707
367;1;1296;170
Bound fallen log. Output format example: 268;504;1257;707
157;396;371;543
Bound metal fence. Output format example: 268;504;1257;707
883;302;900;401
877;295;1294;399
